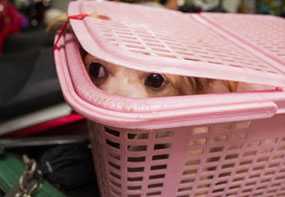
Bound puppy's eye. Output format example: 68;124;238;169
145;73;165;89
89;62;107;79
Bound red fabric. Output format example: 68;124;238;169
7;113;84;138
0;0;23;53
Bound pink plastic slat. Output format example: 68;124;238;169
89;115;285;197
68;1;285;87
201;13;285;66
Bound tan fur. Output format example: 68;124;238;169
84;54;236;97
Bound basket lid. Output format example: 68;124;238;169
65;1;285;87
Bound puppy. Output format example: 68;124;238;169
83;53;238;98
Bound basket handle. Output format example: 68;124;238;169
147;101;278;129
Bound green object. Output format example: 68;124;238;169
0;154;66;197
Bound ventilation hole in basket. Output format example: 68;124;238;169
110;171;121;180
235;121;251;129
151;164;167;171
269;162;280;168
155;131;174;138
151;47;170;53
127;185;142;190
105;127;120;137
272;154;284;160
213;135;227;142
146;191;162;196
233;177;244;182
253;165;265;171
197;183;211;189
182;169;197;175
128;167;145;172
121;39;141;45
245;181;257;186
156;53;177;58
210;146;224;153
205;166;217;171
219;172;231;178
227;192;238;197
180;178;195;184
216;180;228;186
264;171;276;176
127;195;141;197
111;188;121;196
128;176;143;182
149;174;165;180
256;186;267;190
148;183;163;189
178;186;192;192
240;160;252;166
125;44;145;50
128;145;147;152
242;188;253;193
257;156;269;162
128;156;146;162
247;140;260;147
195;191;209;197
200;174;214;180
109;153;121;161
183;57;200;61
108;161;121;170
228;144;242;150
229;184;241;190
128;133;148;139
225;153;239;160
278;145;285;151
249;174;261;179
152;154;169;161
154;143;171;150
129;50;151;56
185;159;200;166
189;147;204;156
189;138;206;146
207;156;220;163
243;150;257;157
253;192;263;196
193;127;209;135
147;43;164;48
110;179;121;188
236;168;249;174
222;163;235;169
106;139;120;149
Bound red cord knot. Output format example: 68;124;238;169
53;13;91;50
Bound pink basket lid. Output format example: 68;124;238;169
54;1;285;129
66;1;285;87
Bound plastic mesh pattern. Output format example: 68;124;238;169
202;14;285;64
89;115;285;197
69;1;285;86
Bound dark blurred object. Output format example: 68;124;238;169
179;0;225;13
256;0;285;16
3;28;53;53
0;0;26;53
13;0;52;28
40;143;96;191
0;46;64;120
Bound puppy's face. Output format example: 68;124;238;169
84;54;197;98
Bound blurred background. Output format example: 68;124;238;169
0;0;284;196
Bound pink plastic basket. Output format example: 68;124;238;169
54;1;285;196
